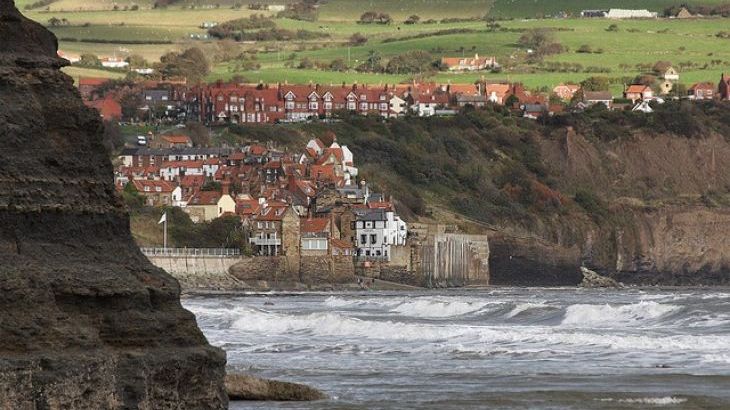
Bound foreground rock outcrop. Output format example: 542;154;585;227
226;374;326;401
0;2;226;408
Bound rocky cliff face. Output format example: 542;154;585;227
0;3;227;408
498;127;730;286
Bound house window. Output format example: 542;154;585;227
285;101;294;110
360;234;367;245
309;102;318;110
324;102;332;110
370;234;377;244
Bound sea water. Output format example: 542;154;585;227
183;288;730;409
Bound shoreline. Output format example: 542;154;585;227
182;284;730;298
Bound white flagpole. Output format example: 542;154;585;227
159;212;168;251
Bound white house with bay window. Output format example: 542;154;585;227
352;209;407;260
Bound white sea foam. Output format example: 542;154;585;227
561;301;680;327
702;353;730;364
226;306;730;354
504;302;550;318
597;397;687;405
391;298;493;318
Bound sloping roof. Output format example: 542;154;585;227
626;84;651;93
300;218;329;233
79;77;110;87
161;135;191;144
132;179;174;193
188;191;221;205
689;82;715;91
180;174;205;187
330;238;354;249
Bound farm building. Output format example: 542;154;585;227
606;9;658;19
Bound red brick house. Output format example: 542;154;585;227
688;82;716;100
624;84;654;102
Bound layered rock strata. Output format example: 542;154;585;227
0;2;227;408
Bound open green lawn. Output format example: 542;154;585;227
318;0;493;21
25;8;266;27
61;66;125;83
50;25;201;42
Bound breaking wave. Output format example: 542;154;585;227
561;301;681;327
226;306;730;353
596;397;688;405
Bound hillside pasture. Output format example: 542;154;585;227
489;0;730;18
317;0;493;21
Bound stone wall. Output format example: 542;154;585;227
355;261;425;287
146;255;244;290
228;255;355;288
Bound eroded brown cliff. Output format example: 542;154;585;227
0;2;227;408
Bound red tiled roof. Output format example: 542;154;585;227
448;84;479;95
626;84;650;93
161;134;191;144
249;144;267;156
689;82;715;91
330;238;354;249
315;148;343;166
300;217;329;233
180;175;205;187
79;77;110;87
236;199;261;216
310;165;337;181
132;179;174;193
188;190;221;205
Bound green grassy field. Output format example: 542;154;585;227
489;0;730;18
211;16;730;90
62;66;126;83
18;1;730;91
317;0;493;21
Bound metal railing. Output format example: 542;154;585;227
140;247;241;257
248;238;282;246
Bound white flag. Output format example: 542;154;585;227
158;212;167;224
